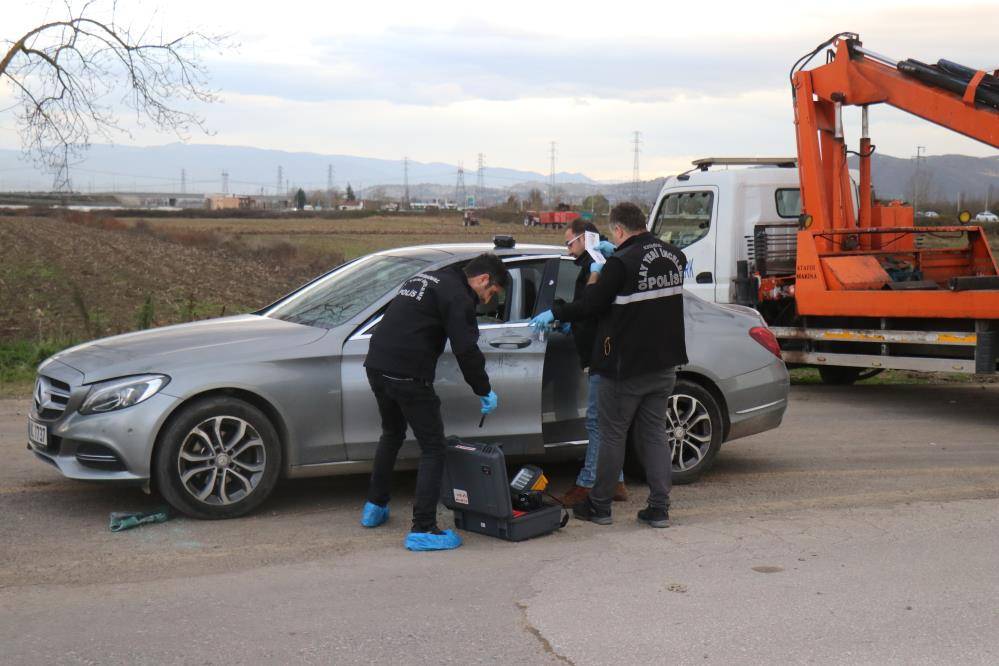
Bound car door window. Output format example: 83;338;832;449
651;191;714;249
555;259;581;303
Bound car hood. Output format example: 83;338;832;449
46;315;327;383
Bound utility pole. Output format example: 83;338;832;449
403;156;410;210
454;162;467;209
476;153;485;206
912;146;925;215
180;168;187;195
632;131;642;203
222;170;230;195
548;141;557;207
277;166;283;195
52;151;72;193
327;164;334;207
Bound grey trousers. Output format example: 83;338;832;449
591;370;677;511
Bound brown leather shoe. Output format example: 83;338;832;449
612;482;629;502
561;485;590;507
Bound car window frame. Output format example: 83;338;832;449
650;189;716;250
346;254;562;341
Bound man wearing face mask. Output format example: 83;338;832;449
542;203;687;528
361;253;509;550
531;218;626;506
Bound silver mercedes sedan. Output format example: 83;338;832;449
27;239;789;519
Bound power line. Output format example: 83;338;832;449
52;152;72;193
403;156;410;209
632;131;642;202
454;162;466;209
548;141;557;206
476;152;485;204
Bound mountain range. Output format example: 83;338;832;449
0;143;595;195
0;143;996;206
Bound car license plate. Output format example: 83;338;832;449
28;418;47;450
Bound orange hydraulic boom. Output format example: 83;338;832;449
790;33;999;320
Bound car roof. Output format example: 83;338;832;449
377;242;565;261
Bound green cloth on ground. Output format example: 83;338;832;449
109;507;171;532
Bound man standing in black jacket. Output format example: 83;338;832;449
549;203;687;528
530;219;626;506
361;253;509;550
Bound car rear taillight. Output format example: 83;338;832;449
749;326;782;359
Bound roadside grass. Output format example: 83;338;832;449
0;339;75;398
789;367;987;385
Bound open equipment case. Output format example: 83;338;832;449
441;437;566;542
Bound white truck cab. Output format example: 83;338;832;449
646;158;803;304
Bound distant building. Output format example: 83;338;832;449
410;198;455;211
338;200;365;211
206;194;256;210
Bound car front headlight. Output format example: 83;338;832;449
79;374;170;415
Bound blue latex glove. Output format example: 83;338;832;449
405;529;462;551
595;240;617;257
530;310;555;332
558;322;571;334
590;260;605;275
360;501;389;528
480;390;498;415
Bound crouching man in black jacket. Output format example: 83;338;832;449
550;203;687;528
361;253;509;551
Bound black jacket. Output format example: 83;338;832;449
555;252;598;369
551;231;687;380
365;266;491;396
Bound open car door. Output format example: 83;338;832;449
339;255;558;461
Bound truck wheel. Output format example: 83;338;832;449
154;397;282;519
817;366;883;385
623;379;723;485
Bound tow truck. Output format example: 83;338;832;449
650;33;999;383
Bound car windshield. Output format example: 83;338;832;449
262;254;429;329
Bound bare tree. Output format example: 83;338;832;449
1;1;227;179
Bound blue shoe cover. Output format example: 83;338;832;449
360;502;389;528
404;529;462;551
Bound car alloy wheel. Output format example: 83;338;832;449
154;396;281;519
623;379;723;485
666;393;712;473
177;416;266;505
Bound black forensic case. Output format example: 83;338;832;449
441;438;563;542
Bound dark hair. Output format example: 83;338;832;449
463;253;510;287
569;218;601;235
610;202;647;232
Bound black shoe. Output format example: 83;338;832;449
573;497;612;525
637;505;669;528
410;523;444;535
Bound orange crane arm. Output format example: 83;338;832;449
806;38;999;147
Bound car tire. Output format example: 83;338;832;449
154;396;282;520
623;379;724;485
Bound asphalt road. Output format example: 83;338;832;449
2;384;998;664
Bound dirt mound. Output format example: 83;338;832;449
0;216;327;343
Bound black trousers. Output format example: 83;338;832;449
365;368;446;530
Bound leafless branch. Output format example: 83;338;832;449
1;1;229;178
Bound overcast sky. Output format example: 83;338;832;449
3;0;999;181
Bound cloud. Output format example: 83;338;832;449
211;28;798;106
